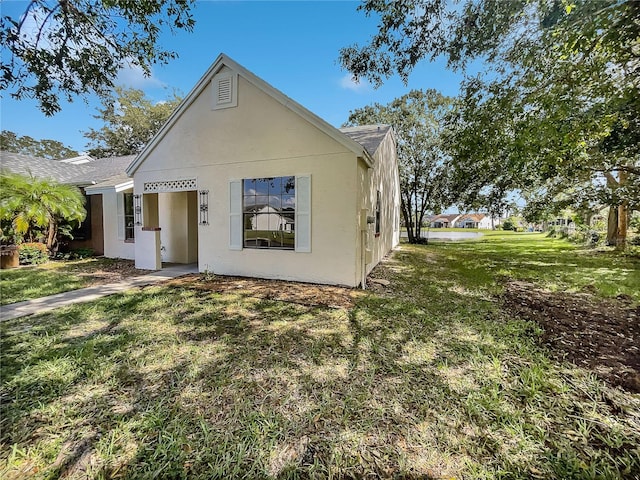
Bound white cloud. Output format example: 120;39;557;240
116;62;165;89
339;73;370;93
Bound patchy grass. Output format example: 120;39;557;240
0;258;146;305
1;236;639;479
425;232;640;302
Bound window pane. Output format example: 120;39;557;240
281;195;295;210
269;177;281;195
244;195;256;211
254;178;270;196
242;176;295;250
268;195;281;209
243;178;256;195
283;176;295;194
124;193;135;240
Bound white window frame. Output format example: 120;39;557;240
229;175;311;253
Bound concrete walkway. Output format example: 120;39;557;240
1;264;199;322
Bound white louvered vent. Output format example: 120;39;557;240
212;73;238;110
217;77;232;104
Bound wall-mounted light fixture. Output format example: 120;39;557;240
199;190;209;225
133;194;142;226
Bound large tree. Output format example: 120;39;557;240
1;0;195;116
345;89;453;243
0;130;78;159
340;0;639;248
0;172;86;252
83;87;182;157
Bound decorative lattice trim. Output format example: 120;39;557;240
143;179;197;193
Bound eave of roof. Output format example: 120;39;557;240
126;53;373;176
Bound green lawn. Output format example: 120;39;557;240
424;232;640;301
1;235;639;479
0;258;140;306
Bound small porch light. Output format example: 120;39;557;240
199;190;209;225
133;194;142;226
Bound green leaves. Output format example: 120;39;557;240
0;130;78;159
83;86;182;157
345;89;453;242
0;172;86;250
344;0;638;233
1;0;196;116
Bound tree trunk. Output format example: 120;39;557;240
606;206;618;246
401;199;415;243
46;219;57;253
616;203;628;250
616;171;628;250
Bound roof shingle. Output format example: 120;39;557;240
0;151;134;186
339;125;392;157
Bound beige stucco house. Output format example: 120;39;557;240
91;54;399;287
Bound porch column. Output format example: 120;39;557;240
135;227;162;270
135;193;162;270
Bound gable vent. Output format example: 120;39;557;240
212;72;238;110
217;77;232;104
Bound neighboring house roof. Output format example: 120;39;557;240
59;154;94;165
84;173;134;194
66;156;135;185
339;125;392;157
431;214;460;223
457;213;486;223
1;151;96;184
0;150;134;187
126;53;376;176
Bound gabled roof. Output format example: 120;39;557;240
0;151;134;187
339;125;392;157
431;214;461;223
457;213;486;222
126;53;375;176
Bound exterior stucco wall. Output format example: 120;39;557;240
478;217;494;229
360;130;401;278
101;189;135;260
133;71;360;286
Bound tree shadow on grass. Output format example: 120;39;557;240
2;273;639;479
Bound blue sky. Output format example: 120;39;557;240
2;1;469;154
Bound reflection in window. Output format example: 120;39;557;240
124;192;135;241
243;176;295;249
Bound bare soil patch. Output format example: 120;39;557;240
165;274;363;310
503;281;640;393
68;259;150;285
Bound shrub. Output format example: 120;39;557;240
70;247;95;259
18;242;49;265
502;220;515;231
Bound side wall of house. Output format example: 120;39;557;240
133;71;359;286
101;189;135;260
357;131;400;281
